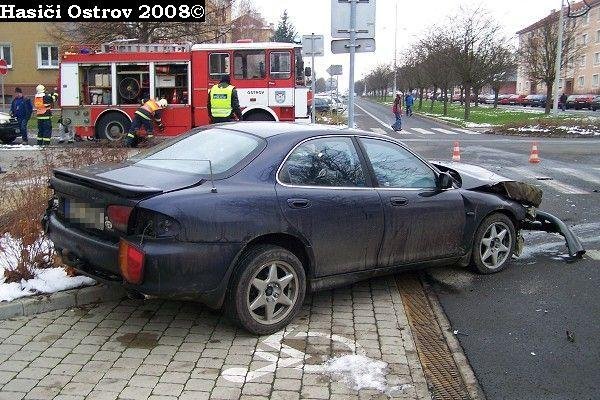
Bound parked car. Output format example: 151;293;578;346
566;94;596;110
45;123;585;334
523;94;547;108
313;97;332;113
498;94;512;105
591;95;600;111
0;111;20;144
480;94;495;104
508;94;527;105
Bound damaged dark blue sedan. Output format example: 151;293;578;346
45;122;584;334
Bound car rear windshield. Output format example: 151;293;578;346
130;128;264;176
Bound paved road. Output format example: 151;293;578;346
355;98;600;400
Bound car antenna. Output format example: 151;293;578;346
208;160;217;193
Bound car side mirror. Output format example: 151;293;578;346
437;172;454;190
305;67;312;77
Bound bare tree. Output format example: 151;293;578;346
419;32;457;115
365;65;393;100
449;7;507;120
520;10;581;114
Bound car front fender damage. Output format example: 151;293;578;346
432;162;586;260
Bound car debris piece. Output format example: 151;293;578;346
566;330;575;343
522;211;586;259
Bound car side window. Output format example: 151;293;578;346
279;137;366;187
360;138;437;189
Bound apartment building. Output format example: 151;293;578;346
516;0;600;95
0;23;60;104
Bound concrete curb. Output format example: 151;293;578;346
0;284;127;320
420;276;488;400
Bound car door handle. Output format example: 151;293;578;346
390;197;408;206
287;198;311;209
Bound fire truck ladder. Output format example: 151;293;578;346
101;41;191;53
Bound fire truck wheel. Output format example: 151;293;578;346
243;111;275;121
96;112;131;141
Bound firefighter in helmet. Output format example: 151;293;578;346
34;85;58;146
125;98;168;148
207;75;242;123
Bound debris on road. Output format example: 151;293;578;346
566;330;575;343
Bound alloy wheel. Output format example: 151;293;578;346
479;222;512;270
246;261;299;325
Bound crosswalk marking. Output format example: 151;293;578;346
412;128;436;135
552;167;600;186
371;128;388;135
432;128;459;135
506;167;588;195
453;128;482;135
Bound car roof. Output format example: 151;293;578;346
210;122;383;139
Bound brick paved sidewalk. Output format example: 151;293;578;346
0;276;430;400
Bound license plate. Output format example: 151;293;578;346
64;199;105;230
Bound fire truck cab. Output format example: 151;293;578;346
59;41;310;140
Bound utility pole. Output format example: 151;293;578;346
311;34;316;123
552;0;565;116
392;0;398;96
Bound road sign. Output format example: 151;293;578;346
331;38;376;54
0;59;7;75
301;35;324;57
326;65;343;76
331;0;376;39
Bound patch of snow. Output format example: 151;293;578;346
320;354;412;395
0;144;40;151
0;234;96;302
465;122;496;128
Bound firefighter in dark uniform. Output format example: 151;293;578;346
125;98;168;148
207;75;242;123
34;85;58;146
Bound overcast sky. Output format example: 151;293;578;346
248;0;560;91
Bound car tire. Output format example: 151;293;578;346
96;112;131;141
470;213;516;274
226;245;306;335
1;136;16;144
244;111;275;121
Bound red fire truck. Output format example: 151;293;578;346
59;41;311;140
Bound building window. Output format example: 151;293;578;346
597;30;600;43
580;55;586;67
578;76;585;87
582;13;589;25
581;34;588;45
0;44;12;68
37;44;59;69
595;52;600;66
558;78;564;89
593;74;599;88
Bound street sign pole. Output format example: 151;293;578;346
311;34;316;123
1;75;4;113
347;0;357;128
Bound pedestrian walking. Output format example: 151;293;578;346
34;85;58;146
559;93;567;112
10;88;33;144
125;98;168;148
405;92;414;117
391;92;403;132
207;75;242;123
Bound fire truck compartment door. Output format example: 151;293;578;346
236;89;269;108
61;63;80;107
269;87;294;108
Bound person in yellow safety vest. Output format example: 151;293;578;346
34;85;58;146
125;98;168;148
207;75;242;123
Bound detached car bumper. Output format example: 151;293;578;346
47;214;243;307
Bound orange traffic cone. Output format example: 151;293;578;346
452;141;461;162
529;142;540;164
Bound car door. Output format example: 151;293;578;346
358;137;466;266
276;136;384;277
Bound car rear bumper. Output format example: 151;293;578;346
47;214;243;307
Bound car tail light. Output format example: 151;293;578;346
107;205;133;232
119;240;145;284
